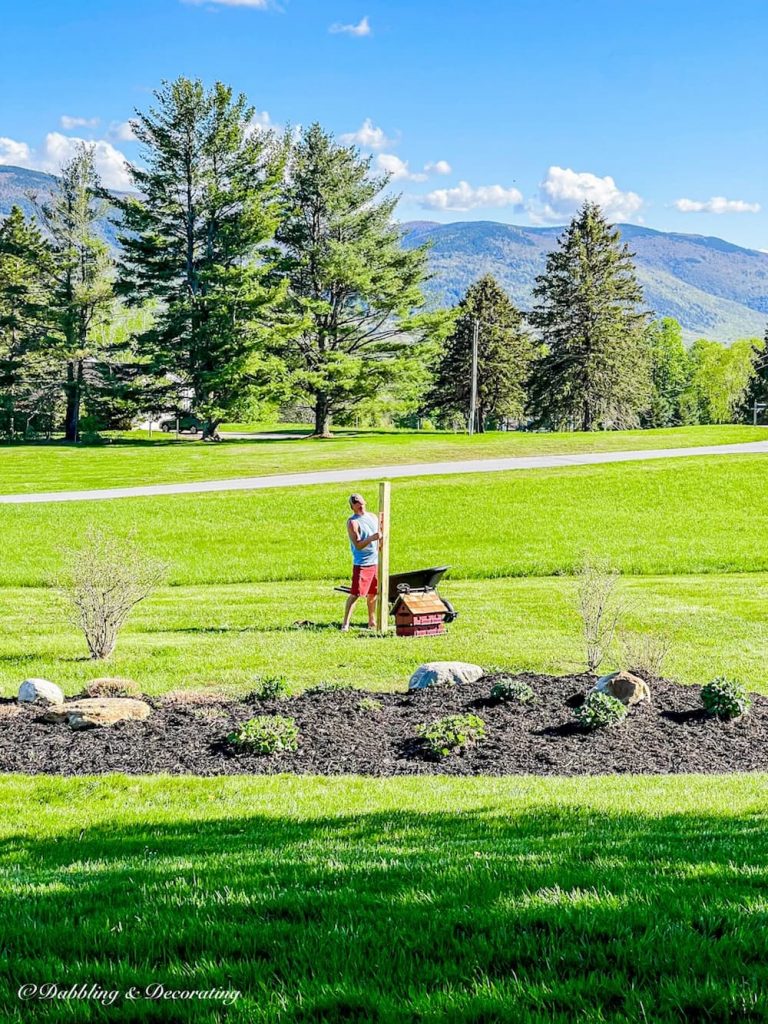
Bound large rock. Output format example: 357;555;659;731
593;670;650;706
18;678;64;705
408;662;484;691
43;697;152;730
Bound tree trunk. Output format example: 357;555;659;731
201;418;222;442
64;360;83;442
313;394;332;438
581;399;593;432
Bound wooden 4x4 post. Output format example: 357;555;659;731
375;481;391;632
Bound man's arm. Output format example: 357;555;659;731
347;518;382;551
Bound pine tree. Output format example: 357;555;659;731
0;206;56;436
272;124;445;437
425;274;534;431
37;145;114;441
115;77;284;439
528;202;651;431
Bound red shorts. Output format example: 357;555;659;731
351;565;378;597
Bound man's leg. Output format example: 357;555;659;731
366;592;377;628
342;594;358;631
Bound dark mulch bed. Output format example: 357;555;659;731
1;673;767;776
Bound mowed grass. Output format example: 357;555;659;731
0;423;764;494
3;774;768;1022
1;574;766;696
3;453;768;587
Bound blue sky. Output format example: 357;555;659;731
2;0;766;248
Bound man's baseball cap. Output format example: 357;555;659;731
349;493;364;507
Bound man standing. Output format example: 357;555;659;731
341;493;383;631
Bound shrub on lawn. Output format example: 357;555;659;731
701;678;751;721
490;677;535;705
576;555;625;673
55;526;167;660
83;677;140;699
416;713;486;758
621;630;673;679
228;715;299;755
574;691;628;730
247;675;290;701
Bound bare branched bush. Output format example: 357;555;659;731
57;528;167;660
576;556;625;674
620;631;673;680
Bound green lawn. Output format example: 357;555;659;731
3;774;768;1022
4;453;768;587
2;573;766;697
0;423;764;495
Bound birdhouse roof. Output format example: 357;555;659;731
392;591;447;615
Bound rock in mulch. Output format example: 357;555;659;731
408;661;484;690
1;673;767;776
593;670;651;705
43;698;152;730
18;679;64;705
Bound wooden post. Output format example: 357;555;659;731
376;480;391;632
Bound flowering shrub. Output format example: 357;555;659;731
573;691;628;730
228;715;299;754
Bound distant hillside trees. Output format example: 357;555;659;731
528;202;651;430
38;145;114;441
426;274;535;431
271;124;445;437
116;77;285;439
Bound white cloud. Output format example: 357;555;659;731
109;120;137;142
60;115;100;130
330;15;371;36
674;196;761;214
420;180;523;212
244;109;275;138
341;118;393;150
530;166;643;224
0;132;132;190
0;137;35;168
424;160;451;176
375;153;427;182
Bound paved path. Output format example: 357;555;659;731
2;440;767;505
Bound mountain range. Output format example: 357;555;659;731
2;164;766;344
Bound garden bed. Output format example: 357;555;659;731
1;673;766;776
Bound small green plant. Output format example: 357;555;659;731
307;680;347;693
701;678;751;721
228;715;299;755
490;677;535;705
247;675;290;701
573;691;628;730
416;713;486;758
357;697;383;713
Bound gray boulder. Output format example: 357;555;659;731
18;678;65;705
408;662;484;690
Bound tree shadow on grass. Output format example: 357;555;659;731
0;802;767;1022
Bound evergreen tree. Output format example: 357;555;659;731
37;144;114;441
0;206;55;435
642;317;690;427
425;274;534;431
272;124;445;437
528;202;651;431
116;76;284;439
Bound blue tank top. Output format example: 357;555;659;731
349;512;378;566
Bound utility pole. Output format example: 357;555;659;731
468;318;479;435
